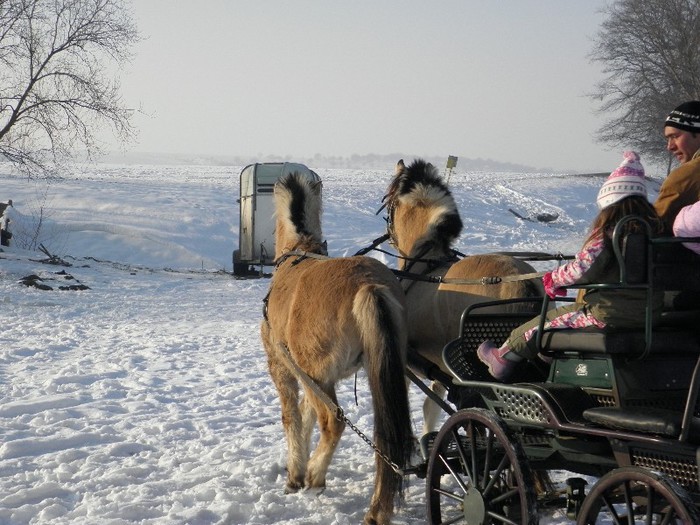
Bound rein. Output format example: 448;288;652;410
353;233;390;256
392;268;547;286
273;246;563;287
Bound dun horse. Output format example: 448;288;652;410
382;159;545;434
261;172;414;525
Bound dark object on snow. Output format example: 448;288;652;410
508;208;559;223
34;244;72;266
20;274;53;290
535;212;559;223
19;270;90;291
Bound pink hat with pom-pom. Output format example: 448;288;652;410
596;151;647;210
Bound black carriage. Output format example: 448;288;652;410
409;217;700;524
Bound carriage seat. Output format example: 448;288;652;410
582;406;682;437
539;321;700;356
581;353;700;442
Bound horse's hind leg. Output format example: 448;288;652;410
304;387;345;489
422;381;446;435
267;355;309;492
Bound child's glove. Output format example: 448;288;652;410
542;272;566;299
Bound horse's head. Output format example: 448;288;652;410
273;172;325;257
380;159;463;266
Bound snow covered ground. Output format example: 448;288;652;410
0;162;661;524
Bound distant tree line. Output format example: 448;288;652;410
99;151;545;173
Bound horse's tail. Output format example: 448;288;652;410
353;284;413;516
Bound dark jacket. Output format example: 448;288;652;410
576;240;663;329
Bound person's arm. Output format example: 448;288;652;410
654;161;700;230
542;234;606;298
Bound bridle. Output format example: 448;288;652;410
377;184;401;251
377;186;457;273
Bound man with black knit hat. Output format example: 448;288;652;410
654;100;700;230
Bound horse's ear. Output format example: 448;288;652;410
395;159;405;175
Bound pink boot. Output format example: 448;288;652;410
477;340;517;380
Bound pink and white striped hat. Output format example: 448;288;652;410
596;151;647;210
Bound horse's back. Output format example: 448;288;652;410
267;255;406;371
404;253;542;366
440;253;541;297
301;256;403;297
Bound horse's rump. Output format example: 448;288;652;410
269;256;405;377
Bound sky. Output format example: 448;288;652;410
110;1;622;173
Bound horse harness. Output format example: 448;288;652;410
262;248;330;324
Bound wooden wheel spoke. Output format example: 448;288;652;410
623;480;635;521
469;423;478;488
442;514;466;525
438;451;470;495
489;486;520;505
660;508;677;525
482;454;510;499
451;426;472;483
485;508;520;525
433;486;466;504
482;428;494;482
646;484;654;525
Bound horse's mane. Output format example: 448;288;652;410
391;159;450;199
385;159;463;253
274;172;324;249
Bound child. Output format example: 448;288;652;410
478;151;666;380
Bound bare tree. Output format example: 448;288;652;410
0;0;139;177
589;0;700;167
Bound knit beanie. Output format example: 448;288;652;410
665;101;700;133
596;151;647;210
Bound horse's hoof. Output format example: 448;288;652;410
304;477;326;491
304;485;326;497
363;512;390;525
284;481;304;494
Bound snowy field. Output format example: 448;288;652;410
0;162;662;524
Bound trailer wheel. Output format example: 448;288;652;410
577;466;700;524
426;408;538;525
232;249;248;277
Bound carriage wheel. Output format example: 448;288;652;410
426;408;538;525
576;466;700;524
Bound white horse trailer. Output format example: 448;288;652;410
233;162;320;276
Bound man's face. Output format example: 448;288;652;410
664;126;700;164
